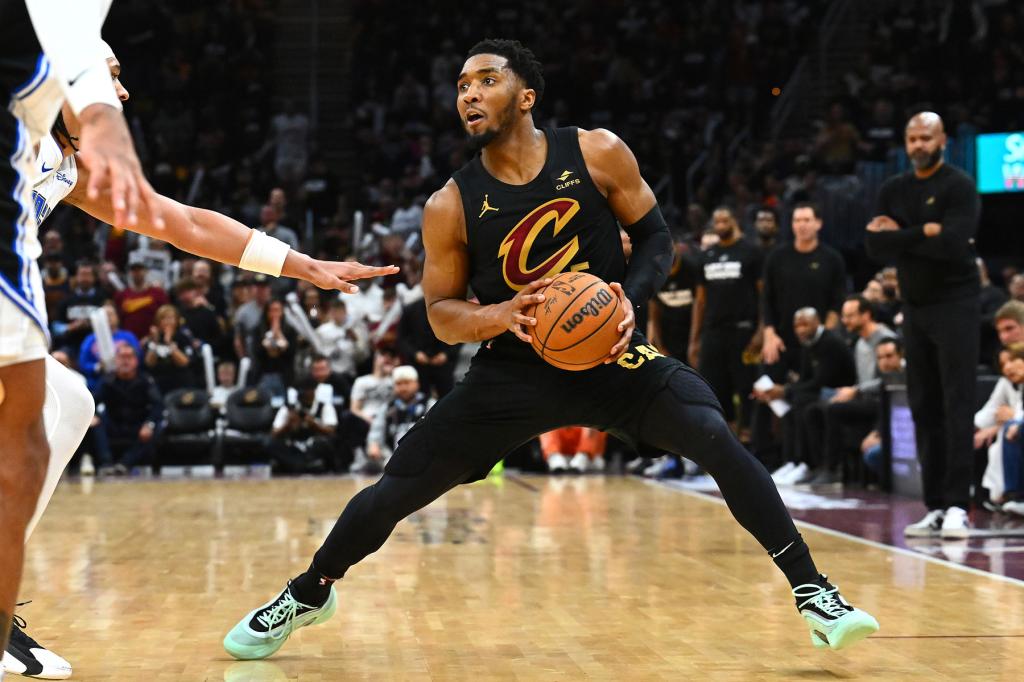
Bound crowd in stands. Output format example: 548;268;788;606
34;0;1024;508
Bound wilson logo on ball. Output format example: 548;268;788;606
560;289;614;334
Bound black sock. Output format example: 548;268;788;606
288;561;338;606
769;534;820;590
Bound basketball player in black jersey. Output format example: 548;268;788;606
224;39;878;660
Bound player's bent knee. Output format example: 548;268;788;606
681;405;733;451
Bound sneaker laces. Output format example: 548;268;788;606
9;602;42;649
255;591;306;640
793;583;851;618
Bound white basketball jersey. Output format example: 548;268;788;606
31;133;78;225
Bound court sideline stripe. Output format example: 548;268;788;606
650;480;1024;589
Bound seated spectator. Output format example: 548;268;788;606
812;338;905;485
839;295;897;386
252;299;298;399
397;296;459;398
92;342;164;475
309;354;353;410
754;308;857;485
54;261;107;354
268;376;337;474
79;303;142;391
191;259;227;315
995;301;1024;355
143;304;198;394
175;277;227;355
316;298;370;381
975;344;1024;512
210;360;238;410
233;275;272;359
541;427;608;475
115;252;169;341
363;366;433;474
347;349;399;472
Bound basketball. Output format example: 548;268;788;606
526;272;625;371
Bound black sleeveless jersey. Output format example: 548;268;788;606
452;127;625;360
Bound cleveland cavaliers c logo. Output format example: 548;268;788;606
498;198;583;291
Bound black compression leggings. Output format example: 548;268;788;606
311;373;808;583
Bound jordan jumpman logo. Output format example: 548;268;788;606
479;194;499;218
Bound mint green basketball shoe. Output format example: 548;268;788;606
794;576;879;651
224;582;337;660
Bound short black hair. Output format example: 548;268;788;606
845;294;875;319
877;336;903;355
793;201;821;219
467;39;545;106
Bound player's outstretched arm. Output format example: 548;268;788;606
421;181;549;345
65;169;397;293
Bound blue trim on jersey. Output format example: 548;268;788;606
3;113;48;338
12;53;48;100
0;273;47;334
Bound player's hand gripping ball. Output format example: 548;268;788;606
524;272;626;370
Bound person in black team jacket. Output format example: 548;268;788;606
689;207;762;431
224;39;878;659
866;112;981;538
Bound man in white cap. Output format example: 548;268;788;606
364;366;434;472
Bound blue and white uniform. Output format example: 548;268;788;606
0;0;118;367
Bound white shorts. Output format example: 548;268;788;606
0;293;48;368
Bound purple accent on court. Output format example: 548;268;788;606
666;480;1024;583
785;488;1024;582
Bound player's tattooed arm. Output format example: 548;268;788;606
65;168;396;293
422;181;549;344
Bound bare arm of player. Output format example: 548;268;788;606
65;167;397;293
580;128;670;361
421;181;551;345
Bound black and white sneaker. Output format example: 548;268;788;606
2;607;71;679
904;509;944;537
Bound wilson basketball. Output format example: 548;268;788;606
527;272;625;371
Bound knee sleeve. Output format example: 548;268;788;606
25;357;95;542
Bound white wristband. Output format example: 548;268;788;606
239;230;291;277
64;61;123;116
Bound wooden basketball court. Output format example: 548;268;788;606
18;474;1024;680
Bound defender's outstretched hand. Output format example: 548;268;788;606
288;256;400;294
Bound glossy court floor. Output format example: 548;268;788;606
17;474;1024;681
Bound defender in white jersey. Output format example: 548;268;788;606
0;3;162;678
3;44;399;679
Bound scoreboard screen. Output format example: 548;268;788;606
976;132;1024;193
